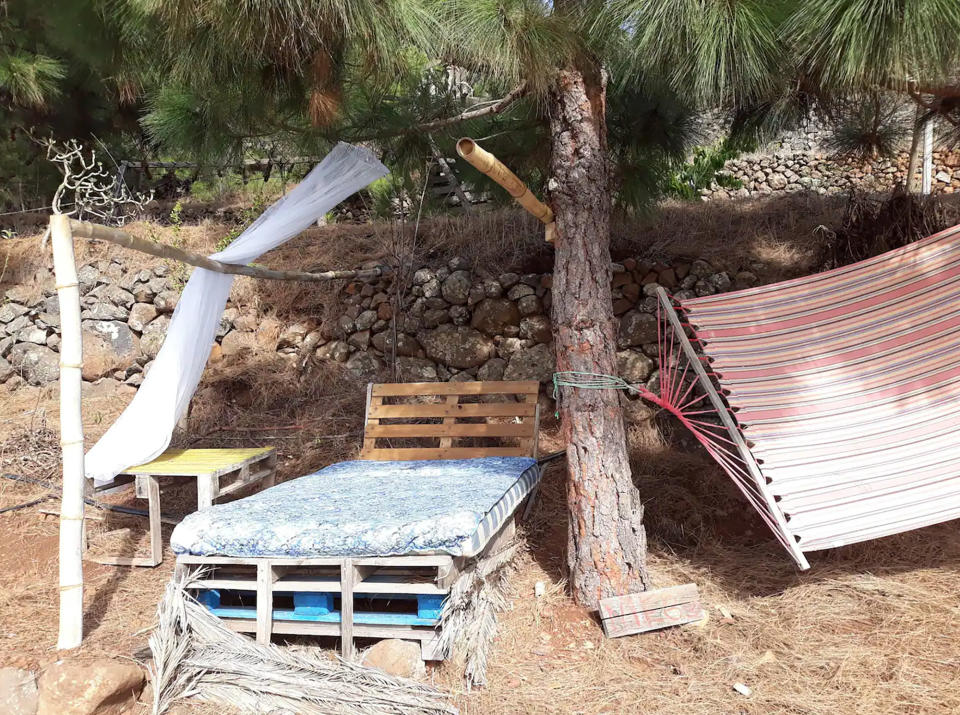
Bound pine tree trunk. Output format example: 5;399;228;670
548;66;650;608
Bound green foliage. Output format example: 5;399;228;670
666;141;744;200
165;201;189;290
823;93;911;159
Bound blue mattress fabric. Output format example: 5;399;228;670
170;457;539;559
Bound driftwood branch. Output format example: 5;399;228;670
67;220;392;283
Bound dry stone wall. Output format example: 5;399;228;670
0;254;758;394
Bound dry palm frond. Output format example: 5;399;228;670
149;571;456;715
438;537;522;688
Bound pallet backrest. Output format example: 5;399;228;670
360;381;540;461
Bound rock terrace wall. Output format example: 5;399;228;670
0;255;759;395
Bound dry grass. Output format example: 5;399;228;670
3;194;960;712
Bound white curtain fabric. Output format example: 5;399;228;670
85;143;388;485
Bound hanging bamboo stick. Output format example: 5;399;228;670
50;214;85;649
455;138;556;242
67;220;392;282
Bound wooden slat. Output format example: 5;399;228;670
363;447;529;460
372;381;538;397
177;554;452;567
256;562;275;644
438;394;459;449
369;402;537;419
365;422;534;439
360;383;381;459
598;584;705;638
341;558;356;660
221;619;438;641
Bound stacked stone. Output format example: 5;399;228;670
0;254;758;394
701;150;960;200
0;259;176;391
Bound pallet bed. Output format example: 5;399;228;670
174;380;540;660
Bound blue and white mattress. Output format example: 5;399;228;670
170;457;539;559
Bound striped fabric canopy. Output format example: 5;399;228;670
674;224;960;567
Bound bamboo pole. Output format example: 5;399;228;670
50;214;85;649
455;138;556;242
67;220;392;282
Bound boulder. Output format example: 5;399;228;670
153;290;179;313
76;264;100;294
15;326;48;345
0;666;37;715
81;321;140;380
506;283;534;301
371;332;424;358
517;294;542;316
139;315;170;358
220;330;257;357
421;278;441;299
420;309;450;329
504;343;555;383
418;325;494;369
498;272;519;289
346;351;384;380
316;340;350;363
4;315;31;335
395;356;438;382
0;357;13;383
361;639;425;680
127;303;157;333
617;350;655;383
354;310;378;332
477;357;507;381
101;285;135;309
519;315;552;344
482;279;503;298
0;302;28;323
7;343;59;385
278;321;312;348
618;310;658;347
36;658;144;715
0;335;14;358
81;302;128;322
470;298;521;336
441;270;471;305
347;330;371;350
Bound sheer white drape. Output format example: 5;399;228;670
85;143;388;485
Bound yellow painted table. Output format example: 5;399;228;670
97;448;277;567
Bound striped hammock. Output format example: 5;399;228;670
644;224;960;569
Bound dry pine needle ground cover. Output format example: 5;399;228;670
2;195;960;713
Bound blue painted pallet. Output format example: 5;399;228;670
196;590;444;627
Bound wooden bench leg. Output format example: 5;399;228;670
197;474;217;510
256;562;275;645
262;451;278;490
341;558;356;661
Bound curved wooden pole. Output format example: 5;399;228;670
51;214;85;649
68;220;392;282
455;138;556;242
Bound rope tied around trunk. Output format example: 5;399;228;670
551;371;660;417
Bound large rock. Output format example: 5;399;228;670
441;270;471;305
127;303;157;333
361;639;425;680
371;331;423;357
418;325;494;369
519;315;552;344
37;658;144;715
0;357;13;383
220;330;258;357
345;351;384;380
618;310;658;347
504;343;555;383
139;315;170;358
81;302;129;322
478;357;506;381
7;344;59;385
0;666;37;714
80;320;140;380
395;356;438;382
0;302;28;323
617;349;655;383
470;298;521;336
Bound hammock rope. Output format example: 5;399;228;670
550;296;799;556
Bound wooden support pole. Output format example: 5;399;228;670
51;214;85;649
67;219;392;283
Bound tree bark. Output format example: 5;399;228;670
548;65;650;608
906;106;925;194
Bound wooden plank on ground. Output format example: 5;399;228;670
598;584;705;638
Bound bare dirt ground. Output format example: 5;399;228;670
2;370;960;715
3;196;960;713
